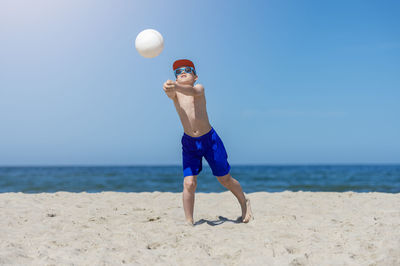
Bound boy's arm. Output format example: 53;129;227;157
163;80;177;100
175;83;204;97
165;90;176;99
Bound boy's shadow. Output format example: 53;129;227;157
194;216;242;226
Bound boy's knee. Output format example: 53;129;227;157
183;177;197;191
217;173;232;187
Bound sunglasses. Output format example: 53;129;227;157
174;66;196;77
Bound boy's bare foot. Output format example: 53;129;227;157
186;219;194;226
242;198;253;223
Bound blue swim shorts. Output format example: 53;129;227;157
181;127;231;177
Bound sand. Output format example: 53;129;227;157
0;191;399;265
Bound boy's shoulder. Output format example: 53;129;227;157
194;83;205;95
194;83;204;89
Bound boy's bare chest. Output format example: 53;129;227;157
175;93;206;111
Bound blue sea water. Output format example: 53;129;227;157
0;165;399;193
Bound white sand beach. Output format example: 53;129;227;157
0;191;399;265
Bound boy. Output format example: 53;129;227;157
163;59;252;225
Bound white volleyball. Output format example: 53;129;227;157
135;29;164;58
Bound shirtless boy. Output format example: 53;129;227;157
162;59;252;225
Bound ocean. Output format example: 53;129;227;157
0;165;399;193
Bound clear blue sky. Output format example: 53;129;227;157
1;0;399;165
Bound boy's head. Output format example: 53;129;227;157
173;59;198;85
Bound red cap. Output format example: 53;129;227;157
173;59;195;70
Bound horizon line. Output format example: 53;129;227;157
1;163;399;168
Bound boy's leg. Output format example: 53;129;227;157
202;128;252;222
183;175;197;224
217;173;253;223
